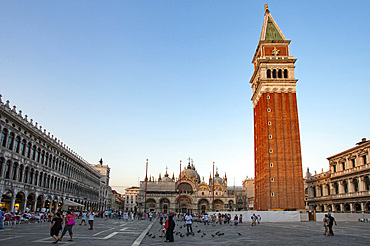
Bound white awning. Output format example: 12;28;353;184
62;200;85;207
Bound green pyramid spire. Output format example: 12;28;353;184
265;17;283;40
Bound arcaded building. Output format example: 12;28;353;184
137;160;236;214
250;8;305;210
306;138;370;212
0;96;111;212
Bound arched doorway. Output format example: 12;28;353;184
36;195;44;212
146;199;156;212
354;203;361;212
1;190;13;212
198;199;209;214
228;200;234;211
160;198;170;213
15;192;26;213
26;193;36;212
213;199;224;212
51;197;58;212
178;196;192;214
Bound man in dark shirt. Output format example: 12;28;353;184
327;213;337;236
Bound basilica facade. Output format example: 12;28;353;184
0;95;112;213
137;160;236;214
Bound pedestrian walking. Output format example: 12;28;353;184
159;221;166;237
251;214;257;226
257;215;261;225
218;213;222;225
50;212;63;244
204;213;209;225
59;211;74;242
80;211;87;226
323;214;329;235
211;214;216;227
185;213;194;235
234;215;239;225
165;215;176;242
327;213;337;236
87;211;95;230
239;214;243;223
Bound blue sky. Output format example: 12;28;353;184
1;0;369;192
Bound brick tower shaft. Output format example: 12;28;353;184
250;8;305;210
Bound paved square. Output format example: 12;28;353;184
0;218;369;245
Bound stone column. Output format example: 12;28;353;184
324;204;329;212
32;199;37;212
339;204;344;212
361;202;366;212
10;196;16;212
349;179;355;193
359;176;366;191
349;203;355;212
339;180;345;194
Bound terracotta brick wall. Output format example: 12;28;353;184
254;92;304;210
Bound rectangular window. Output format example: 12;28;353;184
333;165;336;172
351;159;356;168
342;162;346;170
363;156;367;165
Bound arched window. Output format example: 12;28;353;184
39;172;43;187
36;148;41;163
20;140;26;155
14;136;21;153
18;165;24;182
0;158;4;177
34;171;38;186
266;69;271;78
1;128;8;147
278;69;282;78
29;168;34;185
284;69;288;78
24;166;29;183
4;160;11;179
343;181;348;193
272;69;277;78
7;132;15;150
12;163;18;180
365;176;370;190
26;143;31;158
31;145;36;160
40;150;45;164
353;179;359;192
334;183;339;194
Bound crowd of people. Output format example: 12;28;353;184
0;207;344;243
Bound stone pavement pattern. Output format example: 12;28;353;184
0;218;370;245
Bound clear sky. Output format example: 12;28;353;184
1;0;369;192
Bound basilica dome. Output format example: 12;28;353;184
162;171;172;182
213;172;223;185
181;163;201;183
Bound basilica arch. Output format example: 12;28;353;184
198;199;210;214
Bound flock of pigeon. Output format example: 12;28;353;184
145;222;242;240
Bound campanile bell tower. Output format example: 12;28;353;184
250;6;305;210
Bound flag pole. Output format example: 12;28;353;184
178;160;182;213
212;162;215;211
144;159;148;213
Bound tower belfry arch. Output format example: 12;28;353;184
250;7;305;210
